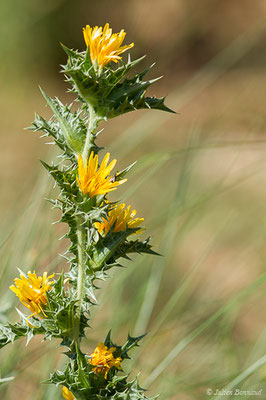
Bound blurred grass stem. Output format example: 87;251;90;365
145;272;266;387
210;355;266;400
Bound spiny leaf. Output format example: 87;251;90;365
39;87;89;156
61;49;174;119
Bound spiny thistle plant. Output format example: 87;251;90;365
0;23;174;399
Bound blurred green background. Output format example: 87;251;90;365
1;1;266;399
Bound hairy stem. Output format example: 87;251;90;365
75;104;97;343
82;105;97;161
74;216;86;343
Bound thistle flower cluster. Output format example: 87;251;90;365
0;23;173;399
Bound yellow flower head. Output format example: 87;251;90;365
89;342;122;379
10;271;54;325
83;23;134;69
95;203;144;236
61;386;75;400
76;152;127;197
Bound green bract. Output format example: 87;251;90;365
0;25;172;400
62;46;174;120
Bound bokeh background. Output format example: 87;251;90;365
1;1;266;399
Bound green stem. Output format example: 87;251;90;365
74;216;86;343
74;106;97;344
82;105;97;161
